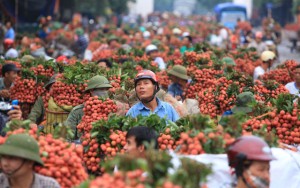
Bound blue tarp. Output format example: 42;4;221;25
214;2;246;14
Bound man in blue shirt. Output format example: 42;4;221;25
167;65;190;101
74;28;88;59
4;21;15;40
126;70;179;122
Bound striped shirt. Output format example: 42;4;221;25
0;173;60;188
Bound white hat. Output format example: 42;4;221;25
261;51;276;62
145;44;158;54
5;49;18;59
182;32;190;37
157;27;164;35
143;31;151;39
172;28;182;35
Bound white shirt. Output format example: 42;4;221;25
220;28;228;40
154;57;166;70
285;82;300;96
253;66;265;82
210;34;223;47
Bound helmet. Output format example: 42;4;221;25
85;75;112;92
56;55;69;64
44;74;57;89
231;92;256;113
145;44;158;55
227;136;275;169
21;55;35;63
75;28;84;36
108;35;118;43
134;70;158;85
167;65;190;80
143;31;151;39
134;70;160;103
182;32;190;37
222;57;236;66
261;51;276;62
4;39;14;46
0;134;44;165
172;28;182;35
255;31;263;39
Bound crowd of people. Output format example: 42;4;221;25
0;12;297;188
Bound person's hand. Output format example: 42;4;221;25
0;89;10;98
30;123;38;129
7;105;22;120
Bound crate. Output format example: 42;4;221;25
45;109;69;134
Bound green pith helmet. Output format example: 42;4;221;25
75;28;84;36
0;134;44;165
20;55;35;63
152;39;161;46
167;65;190;80
108;35;118;43
232;92;256;113
222;57;236;66
85;75;112;92
44;74;57;89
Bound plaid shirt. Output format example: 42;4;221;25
0;173;60;188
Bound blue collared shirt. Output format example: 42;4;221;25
5;28;15;40
126;98;180;122
168;83;183;98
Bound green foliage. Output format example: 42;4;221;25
176;114;216;131
63;62;105;85
109;0;136;14
171;157;212;188
91;114;172;144
273;93;296;113
252;125;278;147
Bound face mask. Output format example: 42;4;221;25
246;170;269;188
92;90;108;97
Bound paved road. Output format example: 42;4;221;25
277;30;300;64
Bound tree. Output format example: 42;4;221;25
108;0;136;15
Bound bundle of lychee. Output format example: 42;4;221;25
88;169;147;188
253;80;288;102
49;81;83;107
108;74;121;94
196;77;236;118
79;129;127;174
1;127;88;188
10;77;37;103
77;96;118;134
243;93;300;145
175;130;228;155
156;70;171;90
35;134;88;188
100;130;127;157
261;59;298;85
81;135;102;173
158;128;178;151
30;64;55;77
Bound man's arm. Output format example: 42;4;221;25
65;108;82;132
170;105;180;122
28;97;44;125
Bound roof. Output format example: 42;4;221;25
214;3;246;13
